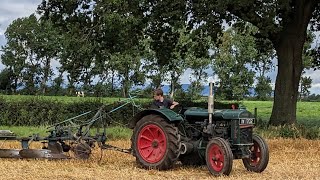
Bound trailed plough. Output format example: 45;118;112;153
0;95;142;160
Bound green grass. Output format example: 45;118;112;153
1;95;320;139
0;126;48;137
0;94;149;104
241;101;320;127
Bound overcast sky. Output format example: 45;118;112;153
0;0;320;94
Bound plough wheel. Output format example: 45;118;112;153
72;141;92;159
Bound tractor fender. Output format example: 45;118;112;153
128;108;183;129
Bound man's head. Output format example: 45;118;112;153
153;88;163;100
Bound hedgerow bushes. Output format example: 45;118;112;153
1;96;318;139
0;97;122;126
0;97;237;126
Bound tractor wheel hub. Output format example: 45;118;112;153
152;141;159;148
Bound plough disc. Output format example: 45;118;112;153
19;149;69;159
0;149;21;158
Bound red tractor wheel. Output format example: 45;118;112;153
242;134;269;172
131;115;181;170
206;138;233;176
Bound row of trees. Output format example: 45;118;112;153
0;7;272;99
0;11;314;99
0;0;319;126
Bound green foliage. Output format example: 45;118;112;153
255;76;273;100
255;125;320;140
106;126;132;140
189;0;319;125
0;95;239;126
0;96;319;139
186;81;204;100
0;96;145;126
0;126;48;137
1;0;319;126
278;125;302;139
213;26;256;100
0;68;13;93
299;76;312;99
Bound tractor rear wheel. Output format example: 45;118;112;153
206;137;233;176
242;134;269;172
131;115;181;170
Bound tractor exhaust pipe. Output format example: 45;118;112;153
180;142;194;155
208;82;214;124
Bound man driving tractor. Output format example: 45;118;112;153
152;88;179;109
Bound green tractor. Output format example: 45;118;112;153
128;83;269;176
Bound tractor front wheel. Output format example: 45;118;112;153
131;115;181;170
206;137;233;176
242;134;269;172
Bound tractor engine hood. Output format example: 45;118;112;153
184;107;254;121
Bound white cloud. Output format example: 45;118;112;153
0;0;42;44
304;69;320;84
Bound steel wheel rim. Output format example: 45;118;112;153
209;144;224;172
137;124;167;163
249;142;261;166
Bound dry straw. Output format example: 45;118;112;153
0;139;319;180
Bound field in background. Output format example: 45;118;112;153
242;101;320;126
0;94;150;104
0;139;319;180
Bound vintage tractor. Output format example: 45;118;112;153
129;82;269;176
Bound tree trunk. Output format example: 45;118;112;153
111;70;115;96
269;0;315;126
122;67;129;98
269;37;303;125
170;79;174;99
41;57;50;95
14;77;18;94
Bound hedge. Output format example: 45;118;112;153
0;97;238;126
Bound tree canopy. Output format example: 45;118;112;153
188;0;319;125
0;0;319;126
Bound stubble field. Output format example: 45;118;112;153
0;138;319;180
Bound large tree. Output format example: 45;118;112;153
141;0;188;97
213;25;256;100
38;0;146;96
186;29;213;99
1;15;38;93
189;0;320;125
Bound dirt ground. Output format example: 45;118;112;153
0;138;319;180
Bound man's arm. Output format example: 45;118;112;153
169;100;179;109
